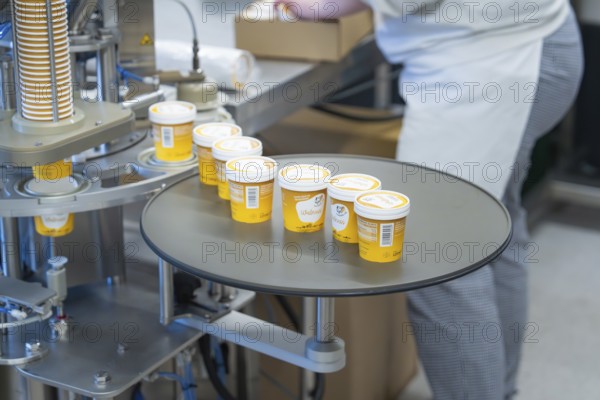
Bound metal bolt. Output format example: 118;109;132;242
25;341;42;353
95;120;103;126
117;343;128;354
94;371;111;385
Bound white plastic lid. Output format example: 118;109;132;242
48;256;68;269
212;137;263;161
25;176;79;196
328;173;382;202
226;156;278;184
278;164;332;192
148;101;197;125
193;122;242;147
354;190;410;221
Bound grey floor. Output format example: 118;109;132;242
398;203;600;400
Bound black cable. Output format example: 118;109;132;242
274;295;301;332
172;0;201;71
311;104;404;122
199;335;237;400
173;273;202;304
192;38;200;71
236;344;248;400
172;0;198;41
131;382;144;400
310;373;325;400
325;67;402;103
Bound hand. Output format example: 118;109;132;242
274;0;368;21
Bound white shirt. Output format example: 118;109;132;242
361;0;570;198
363;0;569;73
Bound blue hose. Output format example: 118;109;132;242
117;64;145;83
184;361;196;400
157;371;195;400
0;22;12;39
157;372;187;387
212;338;228;400
132;385;145;400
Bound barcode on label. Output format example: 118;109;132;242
380;223;394;247
246;186;259;209
161;127;174;148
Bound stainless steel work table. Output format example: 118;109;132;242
224;38;386;136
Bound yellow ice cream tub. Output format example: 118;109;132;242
354;190;410;263
212;137;263;200
226;156;278;224
149;101;197;162
193;123;242;186
328;173;382;243
278;164;332;233
34;213;74;237
32;159;72;181
29;172;79;238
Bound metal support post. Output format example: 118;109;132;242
1;218;21;279
159;258;174;326
316;297;335;343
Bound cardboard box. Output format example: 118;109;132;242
254;294;417;400
258;105;402;158
235;5;374;62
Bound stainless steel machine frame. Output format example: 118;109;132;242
0;1;210;398
0;1;395;399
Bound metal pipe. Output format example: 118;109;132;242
221;285;237;301
121;90;165;119
159;258;174;326
68;0;98;35
0;313;5;357
208;282;222;301
301;297;316;400
45;0;59;122
316;297;335;343
96;29;119;103
90;207;126;284
70;52;85;97
0;55;15;111
1;217;21;279
47;237;57;260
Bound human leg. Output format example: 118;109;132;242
491;9;584;398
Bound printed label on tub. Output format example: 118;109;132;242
161;126;174;148
41;214;70;229
296;193;326;223
282;165;329;183
331;204;349;231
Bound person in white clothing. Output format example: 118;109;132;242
277;0;584;398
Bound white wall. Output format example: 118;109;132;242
154;0;253;47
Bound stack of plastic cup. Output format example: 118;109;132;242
14;0;74;121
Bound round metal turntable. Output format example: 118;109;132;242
141;155;512;297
